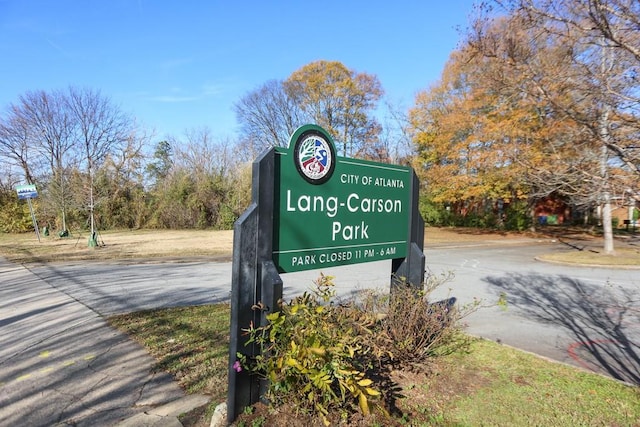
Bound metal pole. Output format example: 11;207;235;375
27;198;41;243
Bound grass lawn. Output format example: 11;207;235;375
108;303;640;426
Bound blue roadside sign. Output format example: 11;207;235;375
16;184;38;199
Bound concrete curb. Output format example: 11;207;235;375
534;256;640;270
114;395;211;427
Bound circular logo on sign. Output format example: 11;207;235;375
293;130;336;185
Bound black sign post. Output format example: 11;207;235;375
227;148;283;422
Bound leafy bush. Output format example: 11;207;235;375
0;190;34;233
239;275;384;425
238;272;483;425
457;212;498;228
419;196;532;231
419;198;453;227
504;200;531;231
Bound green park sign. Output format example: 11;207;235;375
273;125;411;272
227;124;424;423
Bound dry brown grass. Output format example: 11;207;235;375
538;247;640;267
0;229;233;264
0;227;494;264
0;228;521;263
2;227;638;268
425;227;536;244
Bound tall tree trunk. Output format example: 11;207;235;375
599;39;615;255
600;127;614;254
55;168;68;232
601;190;614;254
599;115;614;254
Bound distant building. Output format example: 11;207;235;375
534;195;570;225
611;193;640;228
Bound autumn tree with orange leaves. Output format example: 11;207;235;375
409;46;560;229
468;0;640;252
285;60;384;159
235;60;385;160
409;0;638;244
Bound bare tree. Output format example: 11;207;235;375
235;61;385;159
65;86;135;244
175;126;230;176
0;106;39;185
2;90;78;232
484;0;640;175
95;134;148;229
234;79;303;149
378;99;415;164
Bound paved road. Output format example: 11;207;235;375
1;238;638;425
425;242;640;385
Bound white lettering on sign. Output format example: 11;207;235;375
332;221;369;241
374;177;405;188
340;174;360;184
337;174;405;188
286;190;339;218
318;250;353;263
286;190;402;218
291;255;317;266
346;193;402;214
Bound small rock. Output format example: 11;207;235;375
209;402;227;427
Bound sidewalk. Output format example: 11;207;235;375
0;257;208;426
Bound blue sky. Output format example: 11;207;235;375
0;1;476;141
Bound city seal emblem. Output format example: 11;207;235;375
293;128;336;185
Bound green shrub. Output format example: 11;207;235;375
419;198;453;226
239;274;384;425
0;193;33;233
238;272;482;425
504;200;531;231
